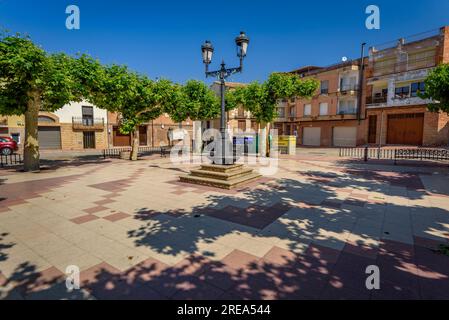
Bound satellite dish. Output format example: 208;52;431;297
342;56;348;62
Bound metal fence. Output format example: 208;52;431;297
0;154;23;167
339;147;449;164
103;146;171;159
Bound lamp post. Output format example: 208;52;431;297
201;31;249;165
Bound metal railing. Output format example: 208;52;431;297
0;154;23;167
370;57;436;77
103;146;172;159
339;84;359;92
339;147;449;163
72;117;105;130
366;96;388;105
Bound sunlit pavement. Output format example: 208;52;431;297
1;154;448;300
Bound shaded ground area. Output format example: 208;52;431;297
1;155;449;299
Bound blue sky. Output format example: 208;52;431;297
1;0;449;84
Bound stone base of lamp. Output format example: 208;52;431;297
179;164;261;190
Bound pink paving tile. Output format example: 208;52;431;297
70;214;100;224
80;262;121;285
221;250;261;271
263;246;297;267
171;276;225;300
0;272;7;287
103;212;130;222
371;280;420;300
305;244;341;265
94;199;116;206
199;264;239;291
83;206;108;214
172;254;211;277
320;282;371;300
321;200;342;209
343;198;366;207
0;206;11;213
343;240;379;260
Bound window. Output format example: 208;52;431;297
340;76;357;91
303;104;312;116
277;107;285;118
289;106;295;117
319;103;328;115
411;82;425;97
320;81;329;94
338;100;356;114
11;133;20;144
38;116;56;123
395;86;410;99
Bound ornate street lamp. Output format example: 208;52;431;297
201;31;250;165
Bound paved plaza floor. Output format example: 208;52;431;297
0;153;449;299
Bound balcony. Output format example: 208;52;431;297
72;117;105;131
366;96;388;106
0;118;7;126
338;84;359;95
371;57;436;77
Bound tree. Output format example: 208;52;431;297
419;63;449;113
226;73;319;156
91;65;177;160
0;34;89;171
164;80;220;153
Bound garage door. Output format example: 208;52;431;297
303;127;321;146
38;127;61;149
333;127;357;147
387;113;424;145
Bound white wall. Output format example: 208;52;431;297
54;100;108;123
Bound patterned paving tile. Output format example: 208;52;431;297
103;212;130;222
70;214;100;225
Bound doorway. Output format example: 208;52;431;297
83;131;96;149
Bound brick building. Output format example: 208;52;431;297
1;101;108;151
365;26;449;146
207;81;258;133
274;60;367;147
107;112;193;148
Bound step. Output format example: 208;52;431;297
179;172;262;190
189;167;254;181
199;164;244;174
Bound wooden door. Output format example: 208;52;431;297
368;115;377;144
387;113;424;145
139;126;147;146
113;126;131;146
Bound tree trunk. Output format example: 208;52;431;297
194;120;202;154
130;128;139;161
259;122;267;157
23;91;41;172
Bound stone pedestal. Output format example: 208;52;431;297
180;164;261;190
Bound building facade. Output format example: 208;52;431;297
207;81;258;134
274;61;367;147
365;26;449;146
1;101;108;151
107;112;193;148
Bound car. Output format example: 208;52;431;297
0;136;19;156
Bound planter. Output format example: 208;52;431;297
119;151;131;160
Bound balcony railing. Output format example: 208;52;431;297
339;84;359;92
371;57;436;77
72;117;105;130
366;96;388;105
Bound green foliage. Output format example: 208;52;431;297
419;63;449;113
0;34;88;115
90;64;177;135
164;80;220;123
225;73;319;123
